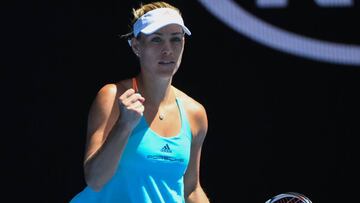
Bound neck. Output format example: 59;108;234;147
135;75;175;106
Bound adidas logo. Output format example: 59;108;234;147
160;144;172;153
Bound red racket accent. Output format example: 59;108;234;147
132;77;138;92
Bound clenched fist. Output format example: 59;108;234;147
117;88;145;129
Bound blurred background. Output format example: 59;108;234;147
3;0;360;202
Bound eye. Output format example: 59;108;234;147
151;36;162;43
171;37;182;43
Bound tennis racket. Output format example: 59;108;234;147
265;192;312;203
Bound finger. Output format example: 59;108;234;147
123;93;144;107
128;100;144;110
132;93;145;102
127;101;145;115
119;88;136;101
137;94;145;103
134;103;145;114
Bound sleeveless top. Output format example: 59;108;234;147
69;98;192;203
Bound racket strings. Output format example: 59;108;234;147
267;192;311;203
272;196;307;203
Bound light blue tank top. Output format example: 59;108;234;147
70;98;192;203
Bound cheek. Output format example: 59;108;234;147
142;47;157;56
174;44;184;53
141;49;160;63
176;46;185;57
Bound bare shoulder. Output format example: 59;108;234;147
87;79;132;136
173;87;208;138
97;79;131;98
173;87;206;115
89;79;133;121
97;83;117;97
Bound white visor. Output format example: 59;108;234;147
133;7;191;38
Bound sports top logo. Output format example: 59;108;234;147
198;0;360;66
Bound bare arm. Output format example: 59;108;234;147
83;84;145;191
184;101;210;203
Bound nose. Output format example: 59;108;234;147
161;41;173;56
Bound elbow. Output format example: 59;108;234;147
87;181;103;192
85;175;104;192
84;166;105;192
83;158;118;192
185;185;210;203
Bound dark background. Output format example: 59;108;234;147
3;0;360;202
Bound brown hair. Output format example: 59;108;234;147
130;1;180;24
121;1;181;39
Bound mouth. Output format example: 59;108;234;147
158;61;175;65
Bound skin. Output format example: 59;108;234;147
83;24;210;203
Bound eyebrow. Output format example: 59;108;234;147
152;32;185;36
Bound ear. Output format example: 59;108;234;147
131;38;140;57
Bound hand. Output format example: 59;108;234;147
117;88;145;129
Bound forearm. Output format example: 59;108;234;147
84;121;133;191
